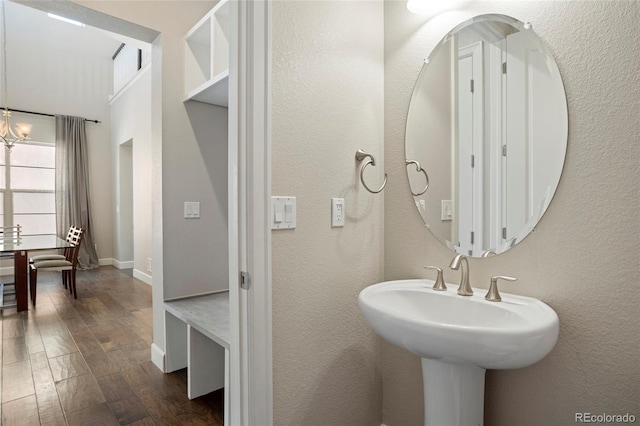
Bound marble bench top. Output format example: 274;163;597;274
164;291;230;349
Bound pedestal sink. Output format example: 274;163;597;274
358;279;559;426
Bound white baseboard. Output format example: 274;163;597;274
133;269;152;286
151;343;165;372
112;259;134;269
99;258;113;266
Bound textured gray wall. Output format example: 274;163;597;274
272;1;384;425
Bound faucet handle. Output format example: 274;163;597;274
485;276;517;302
481;250;497;258
424;266;447;291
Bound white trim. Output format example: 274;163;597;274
227;0;241;424
133;269;152;285
112;259;134;269
457;42;484;254
488;42;504;250
164;289;228;302
151;342;165;372
245;1;273;423
99;258;113;266
230;2;273;424
109;63;151;105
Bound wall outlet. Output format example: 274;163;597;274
147;257;152;273
441;200;453;221
332;198;345;227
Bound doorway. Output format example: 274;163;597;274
118;139;134;268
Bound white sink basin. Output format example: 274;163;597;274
358;279;559;369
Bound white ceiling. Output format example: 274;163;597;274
6;1;124;58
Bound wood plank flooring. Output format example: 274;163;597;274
0;267;224;426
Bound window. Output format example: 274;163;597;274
0;142;56;236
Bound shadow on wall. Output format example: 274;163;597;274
184;101;228;222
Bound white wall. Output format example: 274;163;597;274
77;0;225;361
7;1;115;262
80;0;228;301
271;1;384;424
384;1;640;425
117;140;133;263
110;65;153;284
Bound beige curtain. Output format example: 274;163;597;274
55;115;99;269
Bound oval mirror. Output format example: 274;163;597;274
405;14;567;257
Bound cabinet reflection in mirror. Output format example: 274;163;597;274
405;14;567;257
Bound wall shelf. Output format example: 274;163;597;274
184;0;230;107
185;70;229;106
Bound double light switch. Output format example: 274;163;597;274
272;197;296;229
184;201;200;218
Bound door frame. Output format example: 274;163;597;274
456;41;484;254
229;0;273;424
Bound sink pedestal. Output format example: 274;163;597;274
422;359;486;426
359;280;559;426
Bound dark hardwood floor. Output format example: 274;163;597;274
1;266;224;425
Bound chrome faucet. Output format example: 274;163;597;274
449;254;473;296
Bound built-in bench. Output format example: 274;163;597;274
164;291;229;419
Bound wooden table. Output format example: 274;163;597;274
0;235;71;311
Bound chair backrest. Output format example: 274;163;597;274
62;226;79;258
64;226;76;242
0;225;22;242
66;227;84;266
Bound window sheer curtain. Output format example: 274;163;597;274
55;115;99;269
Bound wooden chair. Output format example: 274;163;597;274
30;227;84;305
30;225;77;265
0;225;22;309
0;225;22;259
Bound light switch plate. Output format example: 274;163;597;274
272;196;296;229
184;201;200;219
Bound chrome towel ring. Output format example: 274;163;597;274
405;159;429;196
356;149;387;194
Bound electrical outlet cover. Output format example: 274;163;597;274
332;198;345;227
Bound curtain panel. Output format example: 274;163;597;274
55;115;99;269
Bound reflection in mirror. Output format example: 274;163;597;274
405;14;567;257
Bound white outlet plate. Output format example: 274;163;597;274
332;198;345;227
441;200;452;221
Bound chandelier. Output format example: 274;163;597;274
0;1;31;151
